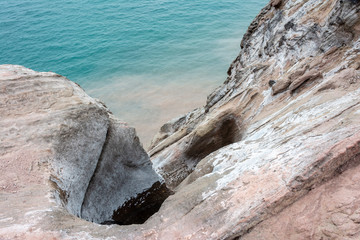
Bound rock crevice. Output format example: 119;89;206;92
79;124;111;219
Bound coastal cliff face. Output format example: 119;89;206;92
148;0;360;238
150;0;360;190
1;0;360;240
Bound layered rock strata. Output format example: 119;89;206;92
150;0;360;191
147;0;360;238
1;0;360;239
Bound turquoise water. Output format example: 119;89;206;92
1;0;268;146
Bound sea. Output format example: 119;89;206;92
1;0;268;147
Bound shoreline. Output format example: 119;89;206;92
86;73;222;148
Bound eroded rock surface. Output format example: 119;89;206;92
0;65;170;231
1;0;360;239
148;0;360;238
242;161;360;240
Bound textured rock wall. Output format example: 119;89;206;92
147;0;360;239
242;161;360;240
150;0;360;190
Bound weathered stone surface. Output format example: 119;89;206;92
147;0;360;239
1;0;360;239
0;64;169;230
80;117;171;224
242;162;360;240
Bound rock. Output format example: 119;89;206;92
80;117;172;224
148;0;360;239
2;0;360;239
270;0;282;8
151;107;243;189
288;69;322;93
0;65;170;228
241;162;360;240
268;80;276;87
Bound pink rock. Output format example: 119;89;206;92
2;0;360;239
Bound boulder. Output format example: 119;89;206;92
0;64;170;229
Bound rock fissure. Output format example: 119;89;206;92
79;124;111;219
108;181;172;225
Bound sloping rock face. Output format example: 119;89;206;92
242;162;360;240
147;0;360;238
1;0;360;240
150;0;360;190
0;65;170;229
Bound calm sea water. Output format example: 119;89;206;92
1;0;268;147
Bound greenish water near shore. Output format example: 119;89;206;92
1;0;268;146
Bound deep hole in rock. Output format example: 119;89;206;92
103;181;173;225
185;114;242;163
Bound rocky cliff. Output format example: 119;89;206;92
1;0;360;239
